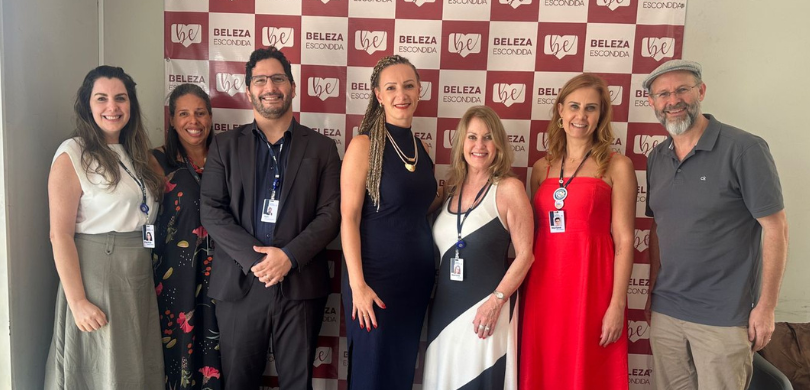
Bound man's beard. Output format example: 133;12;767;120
251;91;292;119
655;99;701;136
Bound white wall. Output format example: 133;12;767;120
103;0;165;146
0;0;98;388
681;0;810;322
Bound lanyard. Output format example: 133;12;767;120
118;160;149;215
455;180;491;257
265;141;284;200
552;149;592;210
559;149;592;189
182;155;202;184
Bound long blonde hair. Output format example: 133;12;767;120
545;73;614;176
444;106;515;196
359;55;421;208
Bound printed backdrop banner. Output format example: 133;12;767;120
165;0;687;389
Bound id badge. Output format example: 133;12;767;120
549;210;565;233
261;199;280;223
450;257;464;281
142;224;156;248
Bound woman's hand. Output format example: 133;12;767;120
351;283;386;331
472;295;504;339
71;299;108;332
599;304;624;347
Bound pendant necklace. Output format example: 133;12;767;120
553;149;592;210
385;129;418;172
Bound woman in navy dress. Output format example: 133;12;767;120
341;55;441;389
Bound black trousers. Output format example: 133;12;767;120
216;277;327;390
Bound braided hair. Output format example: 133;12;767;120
359;55;421;209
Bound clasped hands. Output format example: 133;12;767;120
251;246;292;287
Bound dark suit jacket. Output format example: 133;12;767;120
200;120;341;302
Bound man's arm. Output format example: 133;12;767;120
281;140;342;269
200;135;264;273
748;209;788;351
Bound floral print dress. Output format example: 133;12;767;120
152;149;222;390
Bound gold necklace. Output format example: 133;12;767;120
385;130;418;172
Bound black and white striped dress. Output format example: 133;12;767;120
423;182;517;390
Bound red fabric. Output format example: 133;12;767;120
520;177;628;390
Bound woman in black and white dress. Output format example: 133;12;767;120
423;106;534;390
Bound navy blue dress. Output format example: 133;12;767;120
342;123;437;390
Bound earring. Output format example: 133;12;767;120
557;117;563;128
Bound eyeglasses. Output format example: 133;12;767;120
250;74;289;86
650;84;700;101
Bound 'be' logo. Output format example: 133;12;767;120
404;0;435;6
641;37;675;61
420;81;432;101
499;0;532;9
628;320;650;343
633;135;667;157
171;24;202;48
544;35;578;59
215;73;246;97
536;132;548;152
493;83;526;108
443;130;456;149
608;86;623;106
313;347;332;367
448;33;482;58
262;27;295;50
634;229;650;252
308;77;340;101
355;31;387;55
596;0;630;11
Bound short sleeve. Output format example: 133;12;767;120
735;140;784;219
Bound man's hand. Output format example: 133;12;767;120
748;303;775;351
250;246;292;287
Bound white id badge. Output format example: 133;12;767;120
142;224;156;248
450;257;464;281
261;199;279;223
549;210;566;233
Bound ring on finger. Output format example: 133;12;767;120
484;326;491;331
478;324;485;330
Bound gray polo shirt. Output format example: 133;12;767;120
645;114;783;327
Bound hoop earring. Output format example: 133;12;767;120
557;117;563;128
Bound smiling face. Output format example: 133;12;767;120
90;77;131;143
374;63;420;128
557;87;601;142
170;93;212;151
247;58;295;120
648;70;705;136
462;117;497;173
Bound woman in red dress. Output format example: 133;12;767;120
520;73;636;390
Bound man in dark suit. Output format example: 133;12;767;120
200;46;341;389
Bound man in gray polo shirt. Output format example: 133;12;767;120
642;59;788;390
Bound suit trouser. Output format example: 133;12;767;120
217;277;327;390
651;311;753;390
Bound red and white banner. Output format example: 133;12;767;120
165;1;687;388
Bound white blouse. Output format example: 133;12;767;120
52;138;158;234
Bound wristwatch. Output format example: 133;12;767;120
492;291;505;300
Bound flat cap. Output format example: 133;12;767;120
642;59;702;92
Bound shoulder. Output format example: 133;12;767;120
53;138;83;166
531;156;549;171
496;177;528;200
716;120;767;150
607;152;633;173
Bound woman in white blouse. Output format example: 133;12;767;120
45;66;164;389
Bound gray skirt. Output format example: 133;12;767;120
45;232;164;390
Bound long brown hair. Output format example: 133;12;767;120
445;106;515;195
359;55;420;209
545;73;614;176
73;66;162;198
